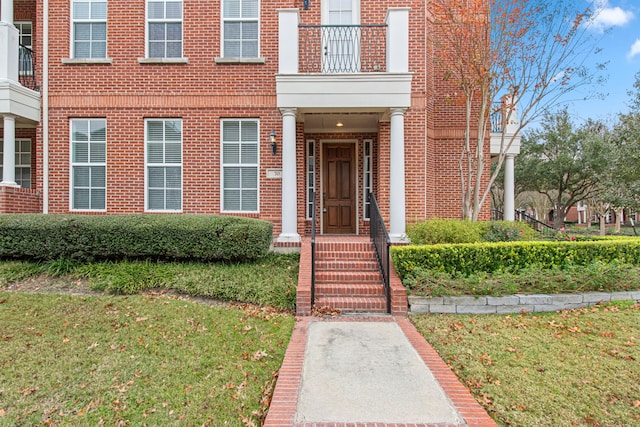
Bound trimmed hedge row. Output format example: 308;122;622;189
391;239;640;278
406;218;539;244
0;214;273;262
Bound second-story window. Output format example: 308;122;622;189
72;0;107;59
222;0;259;59
147;0;183;58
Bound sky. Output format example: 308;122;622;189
567;0;640;125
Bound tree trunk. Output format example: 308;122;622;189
615;207;623;233
585;205;592;228
599;214;606;236
553;209;565;230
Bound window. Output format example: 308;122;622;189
363;139;372;220
71;119;106;210
222;0;259;58
222;119;259;212
306;139;315;219
15;22;32;49
72;0;107;59
145;119;182;211
147;0;183;58
0;139;31;188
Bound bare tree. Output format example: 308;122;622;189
427;0;606;220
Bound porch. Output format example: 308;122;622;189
1;0;41;212
275;8;412;244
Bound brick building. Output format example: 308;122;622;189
1;0;518;244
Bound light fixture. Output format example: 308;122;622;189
303;0;310;10
270;130;277;155
336;121;344;127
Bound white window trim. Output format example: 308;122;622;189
219;0;261;60
15;22;33;49
144;118;183;213
69;0;108;60
321;0;360;25
69;118;107;212
144;0;186;60
306;139;316;220
0;138;32;189
220;118;260;214
363;138;372;221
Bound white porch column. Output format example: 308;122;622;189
1;0;14;25
389;108;407;241
1;115;18;187
278;107;300;243
503;154;515;221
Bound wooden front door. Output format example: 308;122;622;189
323;143;356;234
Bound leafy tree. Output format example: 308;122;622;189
515;109;612;230
427;0;605;220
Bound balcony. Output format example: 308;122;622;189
490;100;521;156
276;8;412;112
0;23;40;125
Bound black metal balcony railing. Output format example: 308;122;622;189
19;44;38;91
299;24;387;73
491;107;503;133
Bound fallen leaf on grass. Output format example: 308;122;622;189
251;350;268;361
0;409;5;417
87;342;98;350
632;400;640;407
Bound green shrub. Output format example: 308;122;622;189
482;221;538;242
407;219;485;244
0;214;272;262
391;239;640;278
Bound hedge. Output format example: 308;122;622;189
0;214;273;262
391;239;640;278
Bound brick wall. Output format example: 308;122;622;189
20;0;492;234
0;186;42;213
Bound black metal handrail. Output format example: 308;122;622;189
299;24;387;73
492;208;555;234
310;190;317;306
18;44;38;91
369;192;391;314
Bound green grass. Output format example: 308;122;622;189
1;253;299;311
412;302;640;426
404;261;640;297
0;292;295;426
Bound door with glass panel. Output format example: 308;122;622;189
323;0;359;72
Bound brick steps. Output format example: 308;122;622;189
313;237;387;314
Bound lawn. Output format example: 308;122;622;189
0;292;295;426
412;302;640;426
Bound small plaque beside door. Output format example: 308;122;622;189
266;169;282;179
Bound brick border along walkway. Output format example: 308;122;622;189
264;316;498;427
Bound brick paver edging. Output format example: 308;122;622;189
408;291;640;315
263;316;498;427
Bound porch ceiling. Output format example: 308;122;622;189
303;113;380;133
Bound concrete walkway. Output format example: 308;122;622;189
264;316;498;427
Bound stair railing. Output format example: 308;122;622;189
368;192;391;314
492;208;555;235
311;190;317;306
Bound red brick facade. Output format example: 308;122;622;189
3;0;491;236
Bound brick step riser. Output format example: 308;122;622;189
314;272;382;283
314;296;388;313
315;261;380;271
314;284;385;297
315;252;378;262
315;243;375;253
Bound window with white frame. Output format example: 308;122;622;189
306;139;315;219
0;139;32;188
15;22;32;49
145;119;182;211
222;0;259;58
147;0;183;58
71;119;106;210
363;139;372;220
71;0;107;59
222;119;259;212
